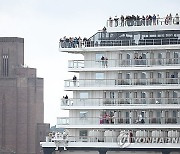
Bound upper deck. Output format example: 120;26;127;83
59;15;180;52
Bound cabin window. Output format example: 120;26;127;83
96;53;104;61
79;130;88;141
80;111;88;118
80;92;88;99
95;73;104;79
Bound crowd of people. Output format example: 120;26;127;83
100;111;145;125
108;13;180;27
59;36;88;48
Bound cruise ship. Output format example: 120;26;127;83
41;14;180;154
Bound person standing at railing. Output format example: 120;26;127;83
120;15;125;27
139;55;142;65
65;95;68;105
73;75;77;86
136;15;140;26
169;13;172;25
113;111;118;124
134;56;138;65
175;13;179;25
146;15;149;26
73;37;79;48
101;56;105;67
109;17;113;27
105;57;108;67
156;14;160;25
62;96;65;105
78;36;82;48
142;15;145;26
102;26;107;32
171;74;175;84
165;14;169;25
114;15;119;27
152;14;156;25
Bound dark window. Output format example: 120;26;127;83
2;54;9;77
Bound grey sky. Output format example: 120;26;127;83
0;0;180;125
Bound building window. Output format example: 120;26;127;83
150;92;154;98
95;73;104;79
173;91;178;98
125;92;130;98
141;92;146;98
2;54;9;77
173;111;177;118
134;92;137;98
96;53;104;61
110;92;115;98
157;92;162;98
141;72;146;79
79;130;88;141
150;72;153;78
126;73;130;79
80;92;88;99
174;52;178;64
80;111;88;118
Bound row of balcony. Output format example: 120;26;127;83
106;17;180;27
64;78;180;87
61;98;180;107
59;38;180;48
68;58;180;69
48;135;180;144
57;117;180;125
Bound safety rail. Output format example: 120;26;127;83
57;117;180;125
68;58;180;68
106;17;180;27
61;98;180;107
59;38;180;48
64;78;180;87
46;135;180;143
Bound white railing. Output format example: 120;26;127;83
68;58;180;68
59;38;180;48
57;117;180;125
106;17;179;27
61;98;180;107
84;38;180;48
47;135;180;144
64;78;180;87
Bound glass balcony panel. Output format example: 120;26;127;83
64;78;179;87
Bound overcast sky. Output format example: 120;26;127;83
0;0;180;126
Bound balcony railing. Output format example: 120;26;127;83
47;135;180;144
59;38;180;49
64;78;180;87
68;58;180;69
57;117;180;125
61;98;180;107
106;17;180;28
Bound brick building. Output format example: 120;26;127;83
0;37;50;154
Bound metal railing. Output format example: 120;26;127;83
84;38;180;48
61;98;180;107
68;58;180;68
59;38;180;48
57;117;180;125
64;78;180;87
106;17;180;27
48;135;180;143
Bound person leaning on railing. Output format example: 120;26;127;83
175;13;179;25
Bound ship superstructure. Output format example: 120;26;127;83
41;15;180;154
